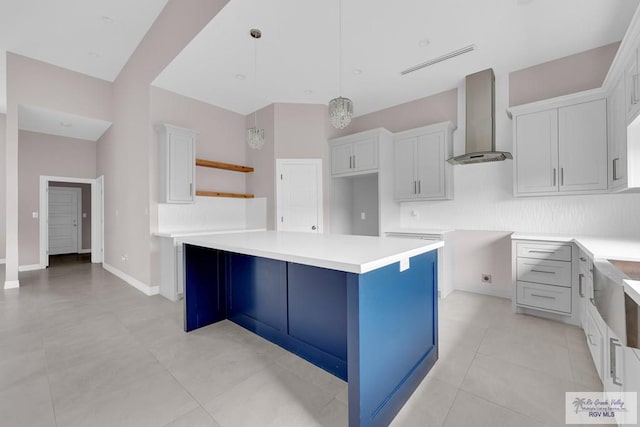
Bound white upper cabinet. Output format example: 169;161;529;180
608;77;628;190
512;94;608;196
558;99;608;192
330;132;379;176
515;109;559;194
157;124;197;204
393;122;455;201
625;49;640;122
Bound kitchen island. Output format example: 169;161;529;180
181;231;443;427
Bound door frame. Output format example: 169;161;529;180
39;175;104;268
275;159;324;233
48;186;82;255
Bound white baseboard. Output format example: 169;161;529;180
19;264;44;272
4;280;20;289
453;284;512;300
0;258;5;264
79;249;92;254
103;263;159;296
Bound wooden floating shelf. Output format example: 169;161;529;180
196;190;255;199
195;158;254;173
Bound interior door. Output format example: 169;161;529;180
48;187;80;255
277;159;323;233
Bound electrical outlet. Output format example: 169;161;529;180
121;254;128;262
360;212;366;220
481;274;492;284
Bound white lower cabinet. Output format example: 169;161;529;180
512;240;576;321
585;304;605;380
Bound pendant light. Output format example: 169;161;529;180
247;28;265;149
328;0;353;129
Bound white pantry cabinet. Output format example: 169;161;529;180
330;130;379;176
157;124;197;204
511;95;607;196
393;122;455;201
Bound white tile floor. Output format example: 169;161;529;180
0;262;603;426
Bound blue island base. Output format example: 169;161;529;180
184;244;438;427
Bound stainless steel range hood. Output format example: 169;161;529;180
447;68;512;165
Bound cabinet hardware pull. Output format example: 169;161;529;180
190;183;193;197
560;168;564;186
531;269;555;274
553;168;556;186
579;273;585;297
529;249;555;253
531;293;555;299
413;181;417;194
613;157;620;181
633;74;639;105
418;180;421;194
587;333;595;346
610;338;623;386
580;257;587;262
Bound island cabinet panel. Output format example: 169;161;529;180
227;254;287;335
184;245;227;332
348;250;438;427
288;264;348;361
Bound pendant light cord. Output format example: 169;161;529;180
338;0;343;96
254;34;258;128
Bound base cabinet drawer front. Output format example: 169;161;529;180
586;306;605;380
516;258;572;287
516;281;572;313
516;242;572;261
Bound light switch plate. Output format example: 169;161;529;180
32;212;38;219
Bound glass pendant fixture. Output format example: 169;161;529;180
328;0;353;129
247;28;265;149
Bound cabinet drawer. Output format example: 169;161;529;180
516;258;572;287
516;281;571;314
516;242;572;261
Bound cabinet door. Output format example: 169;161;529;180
515;109;559;194
167;129;195;203
353;137;378;172
331;143;353;175
558;99;607;192
393;136;417;200
625;51;640;122
609;78;628;190
416;132;446;199
586;306;604;380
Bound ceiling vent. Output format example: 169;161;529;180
400;44;475;75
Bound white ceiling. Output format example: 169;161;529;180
0;0;169;113
18;105;112;141
153;0;639;117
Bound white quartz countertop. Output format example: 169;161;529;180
181;231;444;274
154;228;265;238
385;228;454;236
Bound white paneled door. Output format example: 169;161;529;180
48;187;81;255
276;159;323;233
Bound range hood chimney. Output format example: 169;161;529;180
447;68;512;165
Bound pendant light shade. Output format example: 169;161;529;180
247;28;265;149
329;96;353;129
329;0;353;129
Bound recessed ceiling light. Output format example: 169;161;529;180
59;121;72;128
418;39;430;47
236;74;246;80
101;16;115;24
353;69;363;75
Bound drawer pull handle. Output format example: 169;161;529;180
528;250;556;253
578;273;585;297
587;333;595;346
579;257;587;262
531;269;555;274
531;293;555;299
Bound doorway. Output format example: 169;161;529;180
276;159;323;233
39;175;104;268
